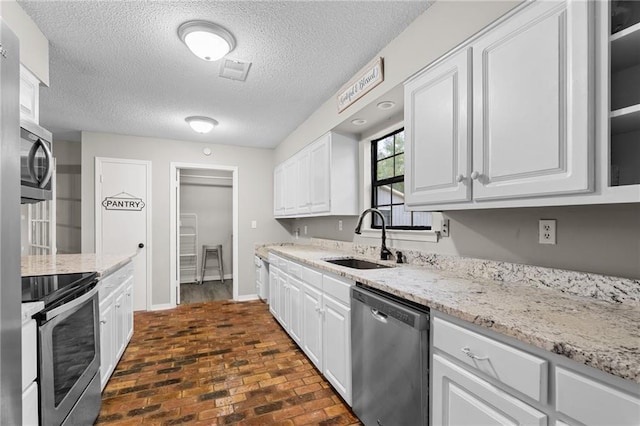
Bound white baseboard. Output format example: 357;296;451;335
149;303;175;311
235;294;259;302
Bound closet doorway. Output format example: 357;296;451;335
169;163;238;306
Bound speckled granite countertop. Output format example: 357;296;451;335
259;243;640;384
22;253;136;278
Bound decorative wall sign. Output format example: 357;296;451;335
337;57;384;113
102;192;145;211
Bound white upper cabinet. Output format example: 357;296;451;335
404;0;611;210
274;131;358;218
405;48;472;206
472;0;592;200
20;65;40;124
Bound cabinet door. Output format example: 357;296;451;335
302;283;323;370
283;159;298;216
99;296;115;390
296;149;311;214
472;0;592;200
124;279;134;342
432;354;547;426
309;135;331;213
277;273;289;329
405;48;472;206
269;267;279;317
288;276;303;345
273;165;285;216
22;381;39;426
114;286;126;360
20;65;40;124
322;294;351;405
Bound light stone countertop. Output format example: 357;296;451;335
22;253;136;278
262;244;640;384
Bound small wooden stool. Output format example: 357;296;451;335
200;244;224;284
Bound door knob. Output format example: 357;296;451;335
455;174;465;183
470;171;480;180
138;243;144;248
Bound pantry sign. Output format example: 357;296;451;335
102;192;146;211
337;57;384;113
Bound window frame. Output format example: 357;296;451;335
370;127;431;231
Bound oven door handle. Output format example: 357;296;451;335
44;283;99;321
38;139;54;189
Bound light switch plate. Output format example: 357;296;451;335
539;219;556;245
251;220;257;229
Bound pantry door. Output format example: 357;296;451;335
95;157;151;311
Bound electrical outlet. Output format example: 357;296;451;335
251;220;257;229
538;219;556;245
338;220;343;231
441;219;450;237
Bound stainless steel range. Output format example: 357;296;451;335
22;272;102;426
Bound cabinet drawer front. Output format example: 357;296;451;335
433;317;548;402
22;381;39;426
288;262;302;279
555;367;640;425
302;265;322;290
322;274;353;305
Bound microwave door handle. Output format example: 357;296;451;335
27;141;39;183
38;139;54;189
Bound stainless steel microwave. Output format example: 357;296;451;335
20;120;53;203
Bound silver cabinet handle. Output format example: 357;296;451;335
470;171;480;180
456;174;465;183
461;347;489;361
100;320;107;324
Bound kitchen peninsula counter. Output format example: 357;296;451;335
258;242;640;384
22;253;136;278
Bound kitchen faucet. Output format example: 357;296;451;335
354;208;393;260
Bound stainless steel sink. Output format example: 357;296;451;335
324;258;392;270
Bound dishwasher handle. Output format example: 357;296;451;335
370;308;388;323
352;285;429;330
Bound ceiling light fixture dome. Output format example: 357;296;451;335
351;118;367;126
178;20;235;61
377;101;396;110
185;116;219;133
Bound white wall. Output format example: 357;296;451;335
81;132;290;307
274;0;521;163
54;140;81;254
179;170;233;283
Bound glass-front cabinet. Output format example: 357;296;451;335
609;0;640;187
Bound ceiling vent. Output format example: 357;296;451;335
219;59;251;82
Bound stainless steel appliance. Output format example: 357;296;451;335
20;119;53;203
0;19;23;425
22;272;102;426
351;284;430;426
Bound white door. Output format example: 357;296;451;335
273;164;284;216
296;148;311;214
432;354;547;426
405;48;472;206
288;275;303;345
283;159;297;216
472;0;592;200
96;157;151;311
269;267;279;317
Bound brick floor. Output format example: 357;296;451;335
95;300;362;425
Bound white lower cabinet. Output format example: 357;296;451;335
22;318;38;426
432;312;640;426
321;292;351;405
268;253;353;405
432;354;547;426
99;261;135;391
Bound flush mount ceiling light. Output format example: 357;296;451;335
178;20;235;61
185;116;219;133
377;101;396;110
351;118;367;126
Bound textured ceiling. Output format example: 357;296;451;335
18;1;431;148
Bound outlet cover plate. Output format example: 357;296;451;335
539;219;556;245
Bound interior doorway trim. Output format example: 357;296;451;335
169;162;239;306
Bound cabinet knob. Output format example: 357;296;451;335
100;320;107;324
456;174;465;183
470;171;480;180
116;304;121;308
138;243;144;249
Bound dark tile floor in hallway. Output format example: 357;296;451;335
96;300;361;425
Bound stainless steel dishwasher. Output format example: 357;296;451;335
351;284;429;426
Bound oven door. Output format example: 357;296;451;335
38;284;101;426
